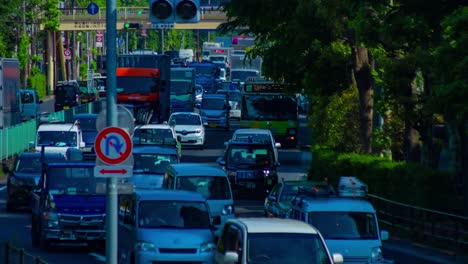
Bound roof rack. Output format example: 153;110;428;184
337;176;368;198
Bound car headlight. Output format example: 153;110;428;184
222;204;234;215
43;212;59;228
200;242;216;252
196;128;202;134
263;169;270;176
135;241;156;252
370;246;384;263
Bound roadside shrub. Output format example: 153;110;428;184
27;66;47;98
309;146;461;213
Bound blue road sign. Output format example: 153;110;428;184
87;2;99;15
118;38;123;46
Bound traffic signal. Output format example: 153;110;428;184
150;0;174;23
174;0;200;23
124;23;141;29
149;0;200;24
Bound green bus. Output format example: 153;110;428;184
240;80;299;147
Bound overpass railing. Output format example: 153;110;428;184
368;194;468;253
59;6;226;22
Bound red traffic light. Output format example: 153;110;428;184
151;0;173;19
176;0;197;20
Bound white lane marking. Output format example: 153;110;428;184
89;253;106;262
0;186;6;191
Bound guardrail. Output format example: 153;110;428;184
0;101;104;161
1;242;47;264
368;194;468;253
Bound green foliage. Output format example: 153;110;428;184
42;0;61;31
18;34;30;68
310;85;361;153
0;33;7;56
309;146;461;212
79;63;88;80
27;66;47;98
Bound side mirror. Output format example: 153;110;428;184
275;142;281;148
212;216;221;226
217;157;226;166
223;141;229;147
2;163;9;174
29;141;35;149
224;252;239;263
169;120;176;127
79;142;86;148
267;196;277;202
332;253;344;264
39;100;43;104
203;121;208;126
380;230;389;241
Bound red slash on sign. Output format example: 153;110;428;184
94;165;132;178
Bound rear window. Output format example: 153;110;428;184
55;85;78;99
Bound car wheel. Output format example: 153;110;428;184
199;144;204;150
31;217;39;247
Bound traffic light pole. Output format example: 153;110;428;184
105;0;118;263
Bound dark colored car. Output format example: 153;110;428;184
264;180;335;218
217;137;280;198
54;82;81;112
2;152;65;211
74;113;98;160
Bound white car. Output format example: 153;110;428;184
230;128;281;165
133;123;182;158
33;122;86;157
169;112;207;149
214;218;343;264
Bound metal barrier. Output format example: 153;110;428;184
1;242;47;264
368;194;468;253
0;101;104;161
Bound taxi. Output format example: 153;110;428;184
264;180;335;218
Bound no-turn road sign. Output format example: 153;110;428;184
94;126;132;165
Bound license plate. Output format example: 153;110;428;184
63;106;70;110
82;99;88;103
209;123;217;128
247;183;256;189
267;179;272;185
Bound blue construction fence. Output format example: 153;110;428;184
0;101;104;161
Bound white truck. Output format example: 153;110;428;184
0;58;22;129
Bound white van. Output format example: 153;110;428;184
179;49;194;62
34;122;85;157
163;163;235;237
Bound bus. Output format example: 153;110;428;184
240;80;299;147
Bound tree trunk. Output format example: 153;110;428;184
462;121;468;216
403;72;421;163
352;47;374;153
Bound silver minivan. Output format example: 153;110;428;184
163;163;235;237
118;189;218;264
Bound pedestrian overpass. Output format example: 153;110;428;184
58;7;227;31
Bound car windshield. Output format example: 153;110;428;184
138;201;211;228
247;233;331;264
307;212;378;239
37;131;78;147
47;167;105;194
171;81;192;95
201;98;226;110
176;176;231;200
55;85;77;100
192;65;216;76
227;145;273;166
209;56;226;62
230;71;259;82
75;117;97;132
15;156;63;173
133;128;175;145
242;94;298;121
170;114;201;126
233;133;272;143
133;154;179;174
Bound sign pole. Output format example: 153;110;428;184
105;0;118;263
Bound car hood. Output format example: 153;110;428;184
137;228;214;247
174;125;202;132
325;239;381;261
11;172;41;185
128;174;164;189
52;194;106;215
35;147;75;157
206;199;234;217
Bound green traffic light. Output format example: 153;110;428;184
124;23;129;28
138;11;142;15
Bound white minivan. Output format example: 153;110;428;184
163;163;235;237
33;122;85;157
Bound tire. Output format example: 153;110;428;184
31;218;39;247
199;144;204;150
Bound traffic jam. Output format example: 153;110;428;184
1;40;392;264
